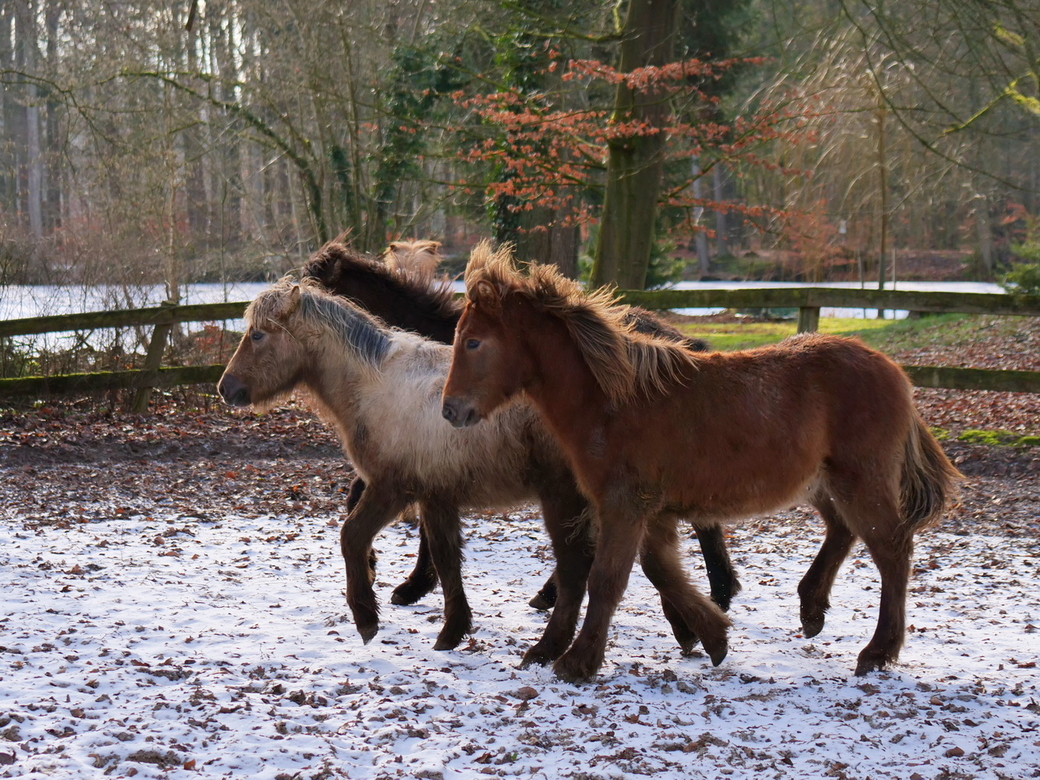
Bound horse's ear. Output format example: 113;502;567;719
471;279;501;313
274;283;302;319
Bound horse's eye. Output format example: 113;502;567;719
465;338;480;351
251;330;265;342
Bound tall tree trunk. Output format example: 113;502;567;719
974;189;995;278
713;164;728;257
211;8;242;248
875;88;888;317
590;0;680;290
0;7;14;213
515;205;579;278
43;0;61;234
692;159;709;276
15;0;43;244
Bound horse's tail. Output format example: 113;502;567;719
900;413;962;532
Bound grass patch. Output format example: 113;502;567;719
957;429;1040;447
676;316;907;352
674;312;992;353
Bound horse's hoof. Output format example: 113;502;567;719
801;613;826;639
552;652;598;684
433;622;470;651
671;625;700;656
357;623;378;645
711;579;742;612
679;638;701;657
433;636;462;651
855;649;890;676
519;646;554;668
390;580;432;606
528;592;555;611
703;635;728;667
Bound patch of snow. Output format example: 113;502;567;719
0;508;1037;779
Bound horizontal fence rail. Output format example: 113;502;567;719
0;300;249;337
617;287;1040;316
1;287;1038;401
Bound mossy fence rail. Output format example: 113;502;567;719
1;288;1039;410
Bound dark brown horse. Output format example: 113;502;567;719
301;240;737;613
442;243;961;682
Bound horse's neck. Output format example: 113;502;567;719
297;340;375;429
362;274;460;345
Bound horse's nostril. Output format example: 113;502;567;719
218;376;250;407
441;401;456;423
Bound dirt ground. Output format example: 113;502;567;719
1;390;1037;542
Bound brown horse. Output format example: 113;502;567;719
301;240;737;614
442;243;961;682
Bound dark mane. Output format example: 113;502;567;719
302;241;461;344
465;242;698;405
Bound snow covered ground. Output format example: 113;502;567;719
1;500;1037;779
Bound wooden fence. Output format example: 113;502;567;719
1;287;1039;406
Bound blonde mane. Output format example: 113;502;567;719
383;239;444;281
464;242;697;404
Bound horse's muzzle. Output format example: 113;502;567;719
218;374;251;407
441;396;480;429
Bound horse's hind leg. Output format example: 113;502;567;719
695;523;741;611
390;515;440;606
417;498;472;651
798;494;857;639
851;502;915;675
340;483;409;644
641;514;730;662
528;573;558;611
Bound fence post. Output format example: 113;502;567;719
797;306;820;333
130;301;177;413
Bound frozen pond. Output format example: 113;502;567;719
0;280;1005;323
0;280;1006;353
666;280;1005;320
0;282;272;323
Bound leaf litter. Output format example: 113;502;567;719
0;396;1037;780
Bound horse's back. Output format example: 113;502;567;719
354;339;558;508
615;333;916;519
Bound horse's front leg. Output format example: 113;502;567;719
798;496;856;638
552;498;648;683
521;484;593;667
340;482;409;644
416;498;471;650
345;475;380;584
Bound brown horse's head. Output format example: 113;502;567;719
441;243;532;428
441;288;527;429
218;279;307;411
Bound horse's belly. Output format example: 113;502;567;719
663;458;821;523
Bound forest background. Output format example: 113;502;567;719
2;0;1039;299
